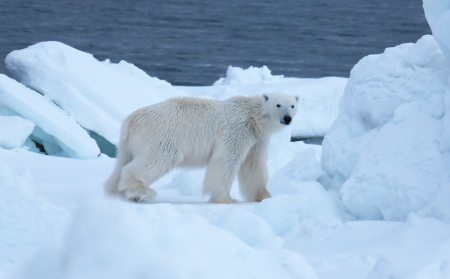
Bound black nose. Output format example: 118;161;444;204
283;116;291;125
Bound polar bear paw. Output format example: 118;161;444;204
254;191;272;202
123;187;157;203
208;196;239;204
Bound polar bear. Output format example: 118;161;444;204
104;93;299;203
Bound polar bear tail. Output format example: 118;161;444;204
103;121;132;196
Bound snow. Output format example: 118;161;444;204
254;195;300;235
423;0;450;60
0;116;34;149
0;163;70;275
0;143;326;279
20;199;317;279
213;65;284;85
284;214;450;279
2;143;449;279
266;148;350;222
2;3;450;277
320;33;450;223
0;74;100;158
267;148;324;196
215;208;276;247
256;179;350;236
5;42;186;146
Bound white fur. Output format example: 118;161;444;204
104;93;299;203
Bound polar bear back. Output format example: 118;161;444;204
124;96;259;168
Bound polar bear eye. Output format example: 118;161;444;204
292;105;294;108
276;104;281;107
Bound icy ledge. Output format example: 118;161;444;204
0;75;100;158
5;41;186;146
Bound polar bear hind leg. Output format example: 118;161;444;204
118;154;178;202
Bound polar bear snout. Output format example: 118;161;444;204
282;115;292;125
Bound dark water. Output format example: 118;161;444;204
0;0;430;86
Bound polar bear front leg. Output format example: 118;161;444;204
238;140;271;202
203;155;241;204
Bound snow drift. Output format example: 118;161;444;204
22;199;318;279
0;163;70;273
321;32;450;222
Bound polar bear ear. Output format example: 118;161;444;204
263;94;269;101
294;95;300;103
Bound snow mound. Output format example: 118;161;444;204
291;79;345;138
216;208;276;247
321;34;450;222
294;182;350;221
213;65;284;86
423;0;450;60
266;148;350;222
167;169;204;197
254;195;299;235
267;148;323;196
283;213;450;279
366;214;450;279
6;41;186;146
267;127;304;175
23;199;318;279
0;115;34;149
0;75;100;158
0;163;70;273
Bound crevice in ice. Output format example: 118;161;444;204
31;139;47;154
26;85;45;97
88;130;117;157
27;85;65;110
291;136;324;145
26;126;69;157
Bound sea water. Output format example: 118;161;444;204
0;0;430;85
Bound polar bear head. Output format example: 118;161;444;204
262;93;299;128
